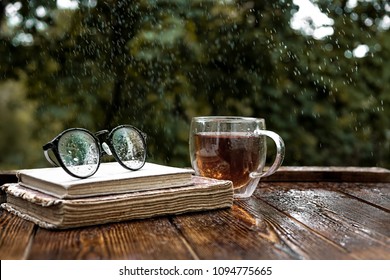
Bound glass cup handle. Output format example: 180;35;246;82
250;130;285;179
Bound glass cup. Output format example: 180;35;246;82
189;116;285;199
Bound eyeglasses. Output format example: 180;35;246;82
43;125;147;178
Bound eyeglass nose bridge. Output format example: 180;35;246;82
94;130;111;156
95;130;109;138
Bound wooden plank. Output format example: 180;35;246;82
262;166;390;183
235;197;352;259
172;207;301;259
98;218;195;260
27;218;195;260
0;212;36;260
331;183;390;211
172;200;360;259
256;182;390;259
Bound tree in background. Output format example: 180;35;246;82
0;0;389;169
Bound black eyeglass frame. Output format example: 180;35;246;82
43;125;147;179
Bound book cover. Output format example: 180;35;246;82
1;176;233;229
17;162;194;199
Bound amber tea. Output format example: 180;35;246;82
189;116;285;199
193;132;264;189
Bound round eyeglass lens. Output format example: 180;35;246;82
58;130;100;177
111;127;146;170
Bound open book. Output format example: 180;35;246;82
16;162;194;199
1;177;233;229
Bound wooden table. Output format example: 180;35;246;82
0;167;389;260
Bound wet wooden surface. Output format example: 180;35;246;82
0;167;389;260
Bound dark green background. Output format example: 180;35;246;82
0;0;389;169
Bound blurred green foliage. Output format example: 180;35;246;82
0;0;389;169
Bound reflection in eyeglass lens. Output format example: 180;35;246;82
58;130;100;177
112;127;145;170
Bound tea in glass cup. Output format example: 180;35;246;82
189;116;285;199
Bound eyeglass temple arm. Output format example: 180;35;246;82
42;143;59;167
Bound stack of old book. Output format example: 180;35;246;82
0;162;233;229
